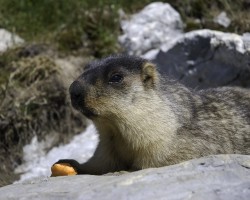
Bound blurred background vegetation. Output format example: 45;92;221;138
0;0;249;57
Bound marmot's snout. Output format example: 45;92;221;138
69;80;84;110
69;80;97;118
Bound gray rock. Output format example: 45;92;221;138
154;29;250;89
0;155;249;200
119;2;183;57
0;29;24;52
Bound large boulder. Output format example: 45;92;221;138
119;2;183;57
154;30;250;89
0;155;249;200
119;3;250;90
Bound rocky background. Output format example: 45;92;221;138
0;0;249;199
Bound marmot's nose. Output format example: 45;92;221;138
69;81;84;108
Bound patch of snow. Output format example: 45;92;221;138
15;124;98;182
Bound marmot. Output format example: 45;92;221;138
55;55;250;175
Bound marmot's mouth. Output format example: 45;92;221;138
79;107;98;119
71;98;98;118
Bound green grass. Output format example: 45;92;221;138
0;0;249;57
167;0;250;32
0;0;152;57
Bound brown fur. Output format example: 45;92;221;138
56;55;250;175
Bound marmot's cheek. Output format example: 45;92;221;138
51;163;77;177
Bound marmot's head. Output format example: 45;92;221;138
69;55;159;120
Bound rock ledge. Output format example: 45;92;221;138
0;154;249;200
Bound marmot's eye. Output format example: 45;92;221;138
109;74;124;84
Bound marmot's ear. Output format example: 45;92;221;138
141;62;159;89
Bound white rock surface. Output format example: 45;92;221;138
213;11;231;28
0;29;24;52
119;2;183;57
1;155;250;200
242;32;250;50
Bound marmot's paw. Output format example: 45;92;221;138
51;162;77;177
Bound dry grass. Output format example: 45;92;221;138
0;46;87;186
